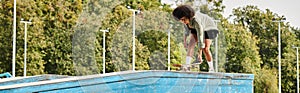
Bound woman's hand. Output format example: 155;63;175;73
184;40;187;48
184;36;187;48
197;54;203;63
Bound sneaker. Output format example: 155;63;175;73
208;68;215;72
192;58;202;65
186;67;191;71
192;54;202;65
182;65;191;71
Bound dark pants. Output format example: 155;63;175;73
204;29;219;39
191;29;219;39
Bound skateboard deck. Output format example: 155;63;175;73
172;63;201;71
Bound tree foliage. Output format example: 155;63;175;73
222;21;261;73
0;0;86;76
231;5;300;93
1;0;300;92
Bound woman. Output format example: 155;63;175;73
172;5;218;72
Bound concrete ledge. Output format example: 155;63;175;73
0;74;69;87
0;71;254;93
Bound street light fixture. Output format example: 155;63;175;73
128;8;141;71
193;0;200;10
12;0;17;78
272;17;286;93
20;19;32;77
213;20;220;72
167;24;173;71
293;45;299;93
100;29;109;74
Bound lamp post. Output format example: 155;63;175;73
214;20;220;72
293;46;299;93
128;8;140;71
208;8;220;72
12;0;17;78
167;25;173;71
193;0;200;10
100;29;109;74
20;19;32;77
272;18;286;93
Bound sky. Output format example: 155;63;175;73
161;0;300;28
222;0;300;28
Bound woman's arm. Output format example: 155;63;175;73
184;25;190;48
184;35;187;48
195;22;205;49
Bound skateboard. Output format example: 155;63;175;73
172;63;201;71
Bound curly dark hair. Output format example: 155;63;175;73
172;5;195;20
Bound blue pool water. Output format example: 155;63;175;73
0;71;254;93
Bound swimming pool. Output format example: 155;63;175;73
0;71;254;93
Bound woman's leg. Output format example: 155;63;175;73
203;39;214;72
185;34;197;68
203;39;212;62
190;34;202;63
197;48;203;63
187;34;197;57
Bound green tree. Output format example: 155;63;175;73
36;0;85;75
254;68;278;93
0;0;49;76
109;20;151;71
99;0;176;72
0;0;16;74
1;0;86;76
222;20;261;73
232;5;300;93
138;30;182;70
292;27;300;41
222;19;278;93
232;6;277;68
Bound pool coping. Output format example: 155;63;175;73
0;70;254;90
